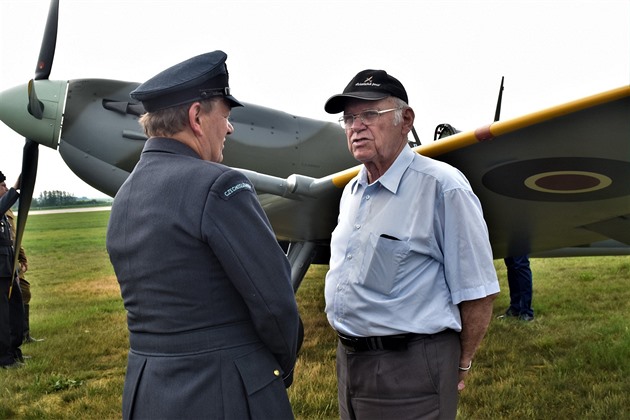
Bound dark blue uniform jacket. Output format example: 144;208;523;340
107;138;299;419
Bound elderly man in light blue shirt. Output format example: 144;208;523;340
324;69;499;420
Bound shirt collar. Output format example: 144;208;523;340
350;146;415;195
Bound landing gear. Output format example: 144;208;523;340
286;241;318;292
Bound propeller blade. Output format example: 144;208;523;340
11;140;39;295
27;79;44;119
12;0;58;294
34;0;59;81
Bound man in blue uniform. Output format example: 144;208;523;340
106;51;300;419
0;171;24;369
324;70;500;419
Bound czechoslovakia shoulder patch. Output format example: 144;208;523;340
223;182;253;198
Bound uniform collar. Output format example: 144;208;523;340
143;137;202;159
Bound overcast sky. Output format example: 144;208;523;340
1;0;628;199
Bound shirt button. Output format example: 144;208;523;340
365;195;371;200
347;254;353;260
354;224;361;230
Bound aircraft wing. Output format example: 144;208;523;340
244;86;630;259
415;86;630;257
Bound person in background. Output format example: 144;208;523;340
323;69;500;419
0;171;25;368
499;255;534;322
5;205;44;344
106;51;300;419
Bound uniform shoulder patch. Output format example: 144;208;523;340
223;181;253;197
212;170;255;201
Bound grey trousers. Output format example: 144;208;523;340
336;329;460;420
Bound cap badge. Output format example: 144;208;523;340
355;76;381;87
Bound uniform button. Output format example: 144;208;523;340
273;370;280;377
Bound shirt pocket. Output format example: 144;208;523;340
363;233;411;295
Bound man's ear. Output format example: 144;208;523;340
188;102;204;137
401;107;415;136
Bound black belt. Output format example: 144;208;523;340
337;331;435;352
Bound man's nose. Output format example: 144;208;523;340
350;116;366;130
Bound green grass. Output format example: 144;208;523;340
1;210;629;418
0;211;126;419
460;257;630;419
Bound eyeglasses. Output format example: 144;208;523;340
338;107;403;129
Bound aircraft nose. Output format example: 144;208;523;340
0;79;67;149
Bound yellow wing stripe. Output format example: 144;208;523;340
331;166;362;188
491;86;630;137
417;85;630;158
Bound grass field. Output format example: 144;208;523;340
0;210;628;418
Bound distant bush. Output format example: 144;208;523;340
36;190;78;207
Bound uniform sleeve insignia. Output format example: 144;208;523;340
223;182;253;198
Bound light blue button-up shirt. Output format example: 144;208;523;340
325;146;499;337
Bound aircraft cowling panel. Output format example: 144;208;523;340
61;79;145;176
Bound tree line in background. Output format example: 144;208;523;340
30;190;112;208
36;190;78;207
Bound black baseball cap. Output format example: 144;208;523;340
324;69;408;114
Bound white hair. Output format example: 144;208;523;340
390;97;408;126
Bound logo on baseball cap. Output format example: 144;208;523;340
324;69;408;114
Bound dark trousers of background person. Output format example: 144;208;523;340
0;276;24;366
20;278;37;343
336;329;460;420
504;255;534;318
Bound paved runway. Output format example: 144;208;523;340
28;206;112;215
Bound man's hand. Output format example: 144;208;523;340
457;293;498;391
458;370;468;391
13;174;21;191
